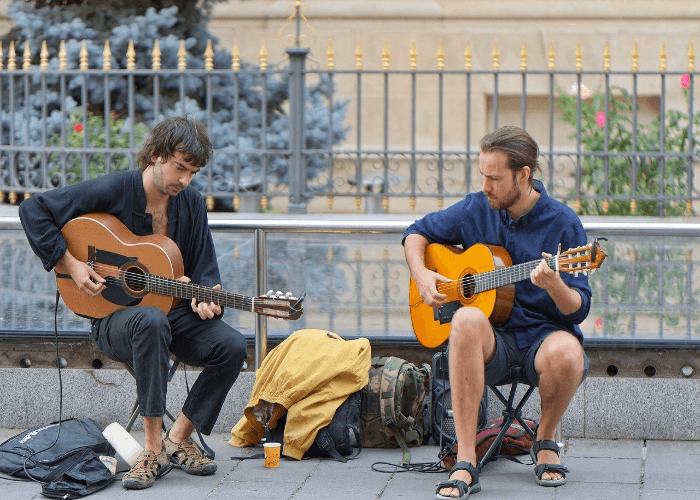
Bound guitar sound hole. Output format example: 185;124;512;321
461;274;475;298
123;266;146;292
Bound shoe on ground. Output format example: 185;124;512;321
122;445;173;490
164;430;217;475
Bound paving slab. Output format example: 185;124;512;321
0;428;697;500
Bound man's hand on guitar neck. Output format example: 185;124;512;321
530;252;582;316
55;250;106;298
176;276;222;320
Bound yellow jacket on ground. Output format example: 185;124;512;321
229;329;371;459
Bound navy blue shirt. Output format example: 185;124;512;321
19;169;223;316
403;180;591;348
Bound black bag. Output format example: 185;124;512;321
40;447;114;499
268;390;362;462
0;418;114;481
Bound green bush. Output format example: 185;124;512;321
48;107;149;185
556;82;697;216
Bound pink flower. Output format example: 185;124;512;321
596;111;606;128
595;317;603;332
681;74;691;88
74;123;83;132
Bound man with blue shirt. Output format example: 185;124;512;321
404;126;590;499
19;117;248;490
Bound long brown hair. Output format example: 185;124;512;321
137;117;212;171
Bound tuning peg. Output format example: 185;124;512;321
583;270;588;276
267;290;274;295
285;292;292;297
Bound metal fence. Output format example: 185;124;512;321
0;30;698;215
3;216;700;359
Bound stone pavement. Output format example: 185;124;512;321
1;427;698;500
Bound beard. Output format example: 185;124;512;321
153;162;182;197
486;181;522;210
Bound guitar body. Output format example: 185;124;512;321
58;213;184;318
409;243;515;348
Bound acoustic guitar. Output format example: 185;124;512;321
56;212;304;320
409;240;607;348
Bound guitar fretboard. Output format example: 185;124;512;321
141;274;255;312
473;255;558;293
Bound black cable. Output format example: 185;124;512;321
0;290;65;484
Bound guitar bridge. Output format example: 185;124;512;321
434;301;462;325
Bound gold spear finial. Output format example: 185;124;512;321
689;42;695;72
548;42;556;71
409;41;417;70
22;42;31;70
492;42;500;71
632;42;639;72
603;41;610;72
327;39;335;70
231;41;240;71
59;40;66;70
126;40;135;70
259;40;268;71
40;40;48;70
178;39;187;70
355;42;363;71
152;40;161;70
8;41;16;70
575;42;582;72
659;42;666;72
382;40;390;71
204;39;214;71
464;42;472;71
437;40;445;72
103;40;112;70
79;40;88;70
520;41;527;71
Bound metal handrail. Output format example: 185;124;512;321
4;212;700;368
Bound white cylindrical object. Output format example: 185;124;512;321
102;423;144;468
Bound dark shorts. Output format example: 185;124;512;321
484;328;589;387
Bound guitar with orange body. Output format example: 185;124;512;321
409;241;607;348
56;212;304;320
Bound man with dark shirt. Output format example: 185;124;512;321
404;126;590;498
19;117;247;490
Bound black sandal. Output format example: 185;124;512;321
531;440;569;487
435;460;481;499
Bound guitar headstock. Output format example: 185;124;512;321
558;238;608;276
253;290;305;320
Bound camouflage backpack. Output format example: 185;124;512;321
359;356;432;464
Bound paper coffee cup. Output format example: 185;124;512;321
263;442;281;468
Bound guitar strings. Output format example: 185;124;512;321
84;262;257;308
433;253;588;296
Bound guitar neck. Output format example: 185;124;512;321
474;255;558;293
146;275;253;312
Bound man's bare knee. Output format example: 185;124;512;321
536;332;584;379
450;307;494;359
